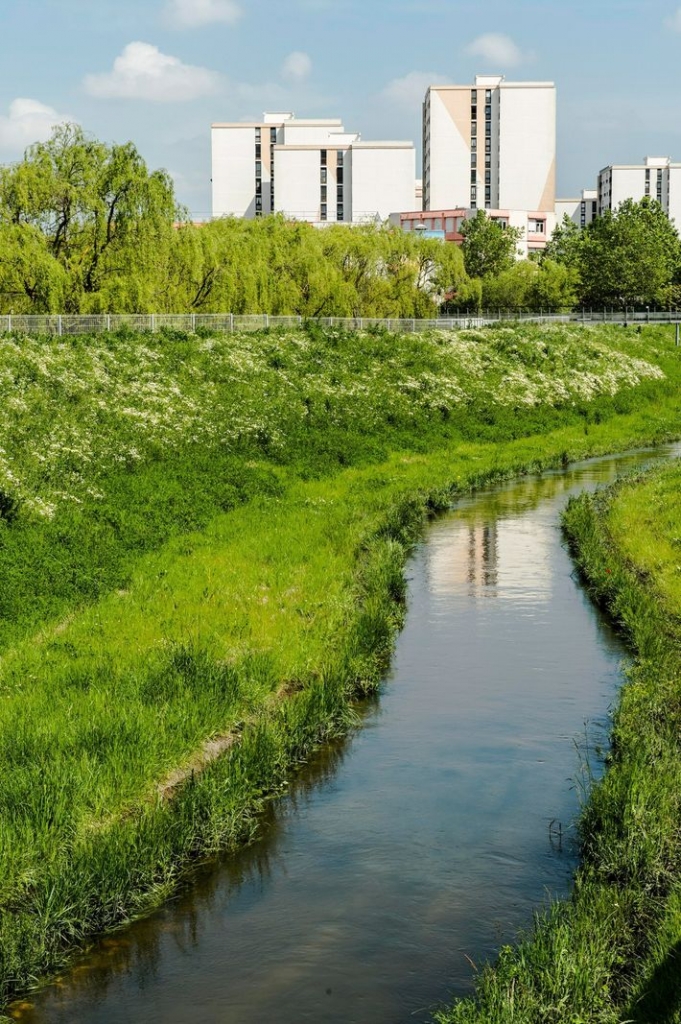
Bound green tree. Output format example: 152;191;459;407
578;198;681;308
0;124;178;313
460;210;523;279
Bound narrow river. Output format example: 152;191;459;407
18;444;681;1024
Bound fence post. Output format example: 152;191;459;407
676;322;680;347
57;315;62;337
229;313;234;333
7;315;11;334
264;313;269;330
191;313;196;333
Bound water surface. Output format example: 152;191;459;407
20;445;681;1024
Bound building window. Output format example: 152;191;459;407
321;149;327;166
529;219;545;233
485;170;491;184
485;89;492;103
445;217;455;231
255;143;261;159
433;218;443;230
471;169;477;183
255;127;261;141
471;89;478;103
471;153;477;167
471;122;477;137
337;167;344;184
321;167;327;184
337;204;344;221
471;105;477;120
320;203;327;221
270;127;277;143
645;169;651;196
337;184;344;202
337;150;344;167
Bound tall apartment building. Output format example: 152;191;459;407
555;189;598;228
211;112;415;224
597;157;681;226
423;75;556;215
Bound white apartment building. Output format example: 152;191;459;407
597;157;681;227
555;189;598;228
423;75;556;215
211;112;415;225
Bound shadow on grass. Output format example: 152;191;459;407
626;941;681;1024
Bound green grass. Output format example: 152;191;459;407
1;321;681;1009
434;454;681;1024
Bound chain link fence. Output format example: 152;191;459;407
0;310;679;337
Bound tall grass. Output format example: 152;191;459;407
0;322;681;1006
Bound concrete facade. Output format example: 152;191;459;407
423;75;556;216
212;111;415;225
555;189;598;228
597;157;681;229
396;207;556;257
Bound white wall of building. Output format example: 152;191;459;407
424;87;472;210
498;83;555;212
348;144;416;222
597;157;681;221
274;148;326;222
212;125;261;219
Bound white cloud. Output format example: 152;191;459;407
665;6;681;29
465;33;528;68
164;0;242;27
381;70;451;109
281;51;312;83
0;98;73;155
84;42;222;102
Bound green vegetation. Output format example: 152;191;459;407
3;125;680;318
0;321;680;1010
544;197;681;310
436;442;681;1024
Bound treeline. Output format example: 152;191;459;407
1;125;680;315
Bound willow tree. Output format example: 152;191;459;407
0;124;178;313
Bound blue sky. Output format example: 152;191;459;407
1;0;681;216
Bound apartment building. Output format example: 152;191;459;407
211;112;416;224
597;156;681;226
555;189;598;228
423;75;556;215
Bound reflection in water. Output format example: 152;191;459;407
19;445;681;1024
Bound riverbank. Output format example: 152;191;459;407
1;323;680;1011
435;453;681;1023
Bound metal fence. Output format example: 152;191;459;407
0;310;679;337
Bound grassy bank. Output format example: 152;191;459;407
1;322;681;1010
435;448;681;1023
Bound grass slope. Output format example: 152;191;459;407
0;322;680;1010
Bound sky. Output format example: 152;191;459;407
1;0;681;217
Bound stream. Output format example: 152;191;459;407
19;443;681;1024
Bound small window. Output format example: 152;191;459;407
337;205;344;221
471;122;477;137
255;160;262;175
255;143;261;158
321;149;327;166
337;167;344;184
471;170;477;183
270;127;277;142
485;89;492;102
485;105;491;117
321;167;327;184
433;218;443;230
337;184;344;201
471;105;477;120
255;127;261;141
320;203;327;221
471;89;478;102
445;217;455;231
471;153;477;166
337;150;344;166
321;185;327;202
